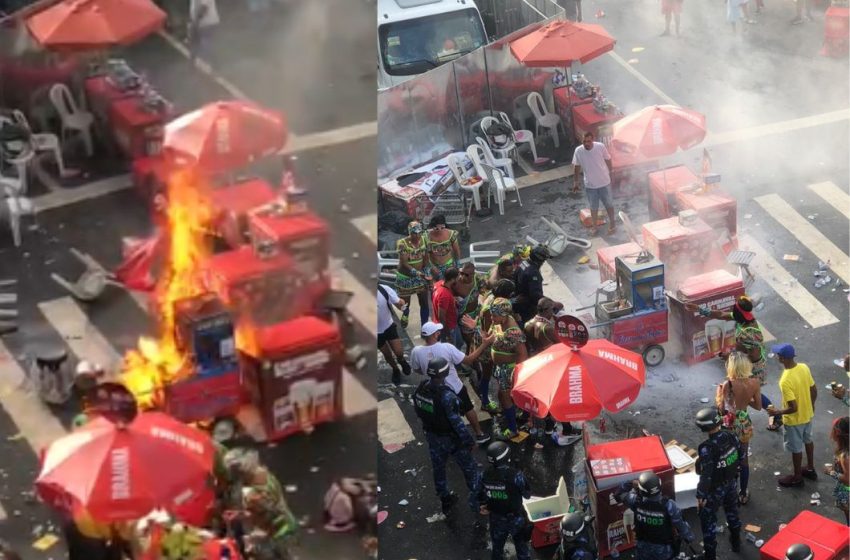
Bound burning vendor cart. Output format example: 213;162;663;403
124;293;244;441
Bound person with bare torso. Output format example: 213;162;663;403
715;351;761;505
454;261;490;352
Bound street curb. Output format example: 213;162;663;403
33;174;133;214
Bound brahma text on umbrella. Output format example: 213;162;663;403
111;447;131;501
568;366;583;404
151;427;205;454
596;350;640;371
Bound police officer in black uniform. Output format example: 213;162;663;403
554;512;597;560
513;245;550;325
694;407;742;560
478;441;532;560
785;543;813;560
413;357;481;514
615;471;695;560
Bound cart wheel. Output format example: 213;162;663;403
211;418;237;443
643;344;665;367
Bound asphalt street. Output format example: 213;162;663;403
0;0;377;558
377;0;850;558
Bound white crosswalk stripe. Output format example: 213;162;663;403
38;297;123;370
755;193;850;284
377;397;415;451
808;181;850;220
0;340;69;452
738;235;840;329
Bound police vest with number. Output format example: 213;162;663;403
699;431;740;487
635;498;674;545
482;466;523;515
413;382;453;435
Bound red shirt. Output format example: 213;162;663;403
432;280;458;329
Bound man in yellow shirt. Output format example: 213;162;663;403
768;344;818;488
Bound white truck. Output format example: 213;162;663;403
377;0;487;90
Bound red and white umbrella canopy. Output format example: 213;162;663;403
35;412;215;523
611;105;707;158
511;339;645;422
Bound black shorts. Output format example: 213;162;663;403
456;384;474;415
377;323;399;348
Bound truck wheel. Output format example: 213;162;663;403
211;418;237;443
642;344;665;367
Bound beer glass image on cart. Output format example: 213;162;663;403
289;378;318;433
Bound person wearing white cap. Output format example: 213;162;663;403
411;321;494;444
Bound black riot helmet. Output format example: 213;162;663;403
637;471;661;497
426;358;450;379
785;544;814;560
695;407;722;432
529;245;550;265
486;441;510;466
560;512;586;542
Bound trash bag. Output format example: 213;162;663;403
323;476;377;535
484;121;513;149
0;121;31;159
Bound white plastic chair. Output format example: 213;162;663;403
12;110;69;178
469;240;501;272
49;84;94;157
527;91;565;148
480;163;522;216
480;116;517;161
0;114;33;197
3;195;34;248
498;111;539;162
466;144;495;208
447;153;485;212
475;136;514;179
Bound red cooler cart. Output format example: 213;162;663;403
240;316;344;441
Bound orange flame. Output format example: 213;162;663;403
121;168;214;409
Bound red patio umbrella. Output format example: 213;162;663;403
163;101;288;173
35;412;215;523
611;105;707;158
509;19;616;67
511;339;645;422
26;0;166;50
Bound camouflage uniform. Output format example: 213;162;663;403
414;379;480;510
616;484;694;560
696;430;742;560
478;465;532;560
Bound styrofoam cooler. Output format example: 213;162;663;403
523;476;571;549
584;434;675;558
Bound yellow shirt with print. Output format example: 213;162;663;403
779;363;815;426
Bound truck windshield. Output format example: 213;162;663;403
379;8;486;76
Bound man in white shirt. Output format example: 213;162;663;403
377;284;411;385
410;322;494;444
188;0;220;63
572;131;616;236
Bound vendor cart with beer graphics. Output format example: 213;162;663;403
590;254;668;367
136;294;245;441
240;316;344;442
